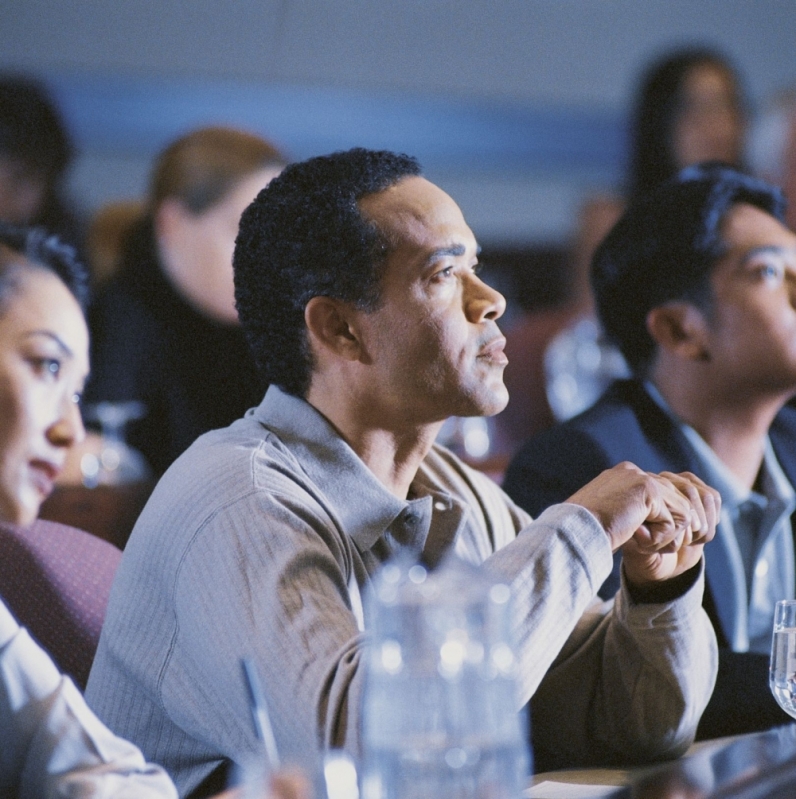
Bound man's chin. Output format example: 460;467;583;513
462;384;509;418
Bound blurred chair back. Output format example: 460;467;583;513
0;518;121;689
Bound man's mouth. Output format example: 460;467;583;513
478;336;508;366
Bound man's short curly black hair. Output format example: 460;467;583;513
592;163;785;377
0;222;90;313
234;148;421;397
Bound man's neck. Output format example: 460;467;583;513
305;387;441;499
649;364;790;490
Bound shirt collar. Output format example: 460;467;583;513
643;381;795;512
250;385;428;553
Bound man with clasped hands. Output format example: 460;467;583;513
87;149;720;796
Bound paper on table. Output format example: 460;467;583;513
524;780;623;799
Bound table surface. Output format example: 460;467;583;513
529;725;796;798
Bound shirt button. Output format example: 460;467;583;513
434;501;447;511
755;559;769;578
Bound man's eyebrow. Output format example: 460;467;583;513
23;330;74;358
426;243;481;262
741;245;796;263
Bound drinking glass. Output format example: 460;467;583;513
80;401;151;486
770;599;796;719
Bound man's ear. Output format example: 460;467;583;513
304;296;362;361
646;302;710;362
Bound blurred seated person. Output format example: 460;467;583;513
491;246;583;452
0;223;311;799
0;75;83;253
750;87;796;234
543;196;628;422
628;47;746;202
504;164;796;738
82;127;286;475
86;199;144;287
544;47;747;424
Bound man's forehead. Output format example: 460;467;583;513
720;202;794;250
708;202;796;284
358;175;473;247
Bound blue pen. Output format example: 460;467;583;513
241;657;281;770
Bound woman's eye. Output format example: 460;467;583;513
30;357;61;378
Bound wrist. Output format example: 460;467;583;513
624;559;702;604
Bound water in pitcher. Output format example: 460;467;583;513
360;740;527;799
360;555;530;799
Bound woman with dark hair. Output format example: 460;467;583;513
0;76;83;251
629;47;746;199
84;127;286;475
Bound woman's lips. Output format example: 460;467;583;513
28;460;61;497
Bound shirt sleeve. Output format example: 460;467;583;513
162;476;715;777
483;494;717;769
0;601;177;799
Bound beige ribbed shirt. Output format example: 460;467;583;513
87;386;717;798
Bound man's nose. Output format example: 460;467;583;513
465;274;506;323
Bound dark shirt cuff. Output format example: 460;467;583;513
624;559;702;604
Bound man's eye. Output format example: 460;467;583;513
759;262;784;282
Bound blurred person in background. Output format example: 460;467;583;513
749;87;796;232
538;46;748;432
630;47;746;201
86;199;145;288
83;127;286;476
0;75;83;254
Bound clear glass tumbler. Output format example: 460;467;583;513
770;599;796;720
80;400;151;486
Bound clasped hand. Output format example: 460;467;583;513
567;462;720;586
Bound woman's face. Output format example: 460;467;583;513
157;165;282;324
672;63;745;171
0;266;89;525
